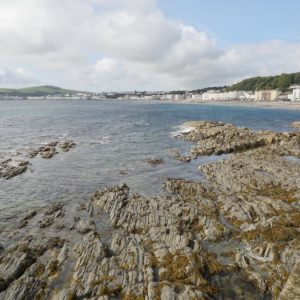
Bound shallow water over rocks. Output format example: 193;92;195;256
1;100;300;226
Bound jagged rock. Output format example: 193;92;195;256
44;203;64;216
1;121;300;299
59;140;76;152
26;149;39;158
76;202;94;216
40;147;57;159
180;120;300;158
0;159;28;179
0;251;35;291
19;209;37;228
279;259;300;299
26;140;75;160
74;219;96;234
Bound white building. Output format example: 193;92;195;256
290;85;300;101
190;94;203;101
174;94;186;100
202;90;251;101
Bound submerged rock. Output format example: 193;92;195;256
145;158;164;166
170;149;192;162
59;140;76;152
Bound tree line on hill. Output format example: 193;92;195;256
227;72;300;92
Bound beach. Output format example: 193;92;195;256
152;99;300;111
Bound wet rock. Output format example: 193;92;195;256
26;140;75;160
39;217;55;229
145;158;164;166
44;203;64;216
40;146;58;159
279;259;300;299
0;159;28;179
18;161;29;167
119;170;128;175
26;149;39;158
21;209;37;222
0;251;36;291
171;149;192;162
47;141;58;147
74;219;96;234
59;140;76;152
76;202;94;217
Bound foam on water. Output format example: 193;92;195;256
170;124;195;137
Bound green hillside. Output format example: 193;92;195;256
0;85;84;97
227;72;300;92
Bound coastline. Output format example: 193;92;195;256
137;99;300;110
2;98;300;111
193;100;300;110
0;119;300;299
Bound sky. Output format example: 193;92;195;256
0;0;300;92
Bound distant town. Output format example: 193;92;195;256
1;72;300;102
1;85;300;102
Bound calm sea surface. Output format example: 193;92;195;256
1;100;300;227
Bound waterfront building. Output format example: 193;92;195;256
201;90;251;101
290;85;300;101
190;94;203;100
173;94;186;100
255;90;279;101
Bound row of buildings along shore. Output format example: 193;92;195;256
1;85;300;102
120;85;300;102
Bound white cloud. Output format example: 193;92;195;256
0;67;38;86
0;0;300;91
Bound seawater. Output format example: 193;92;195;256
1;99;300;227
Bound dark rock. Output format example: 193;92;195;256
145;158;164;166
59;140;76;152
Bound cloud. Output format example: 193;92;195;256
0;67;38;86
0;0;300;91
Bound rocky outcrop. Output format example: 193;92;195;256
59;141;76;152
0;140;76;180
25;140;76;160
1;121;299;299
175;120;300;298
279;259;300;300
0;159;28;179
179;120;300;158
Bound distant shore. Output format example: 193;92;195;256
196;100;300;110
153;99;300;110
2;97;300;111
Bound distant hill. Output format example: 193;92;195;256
0;85;87;97
227;72;300;92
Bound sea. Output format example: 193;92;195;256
1;99;300;228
